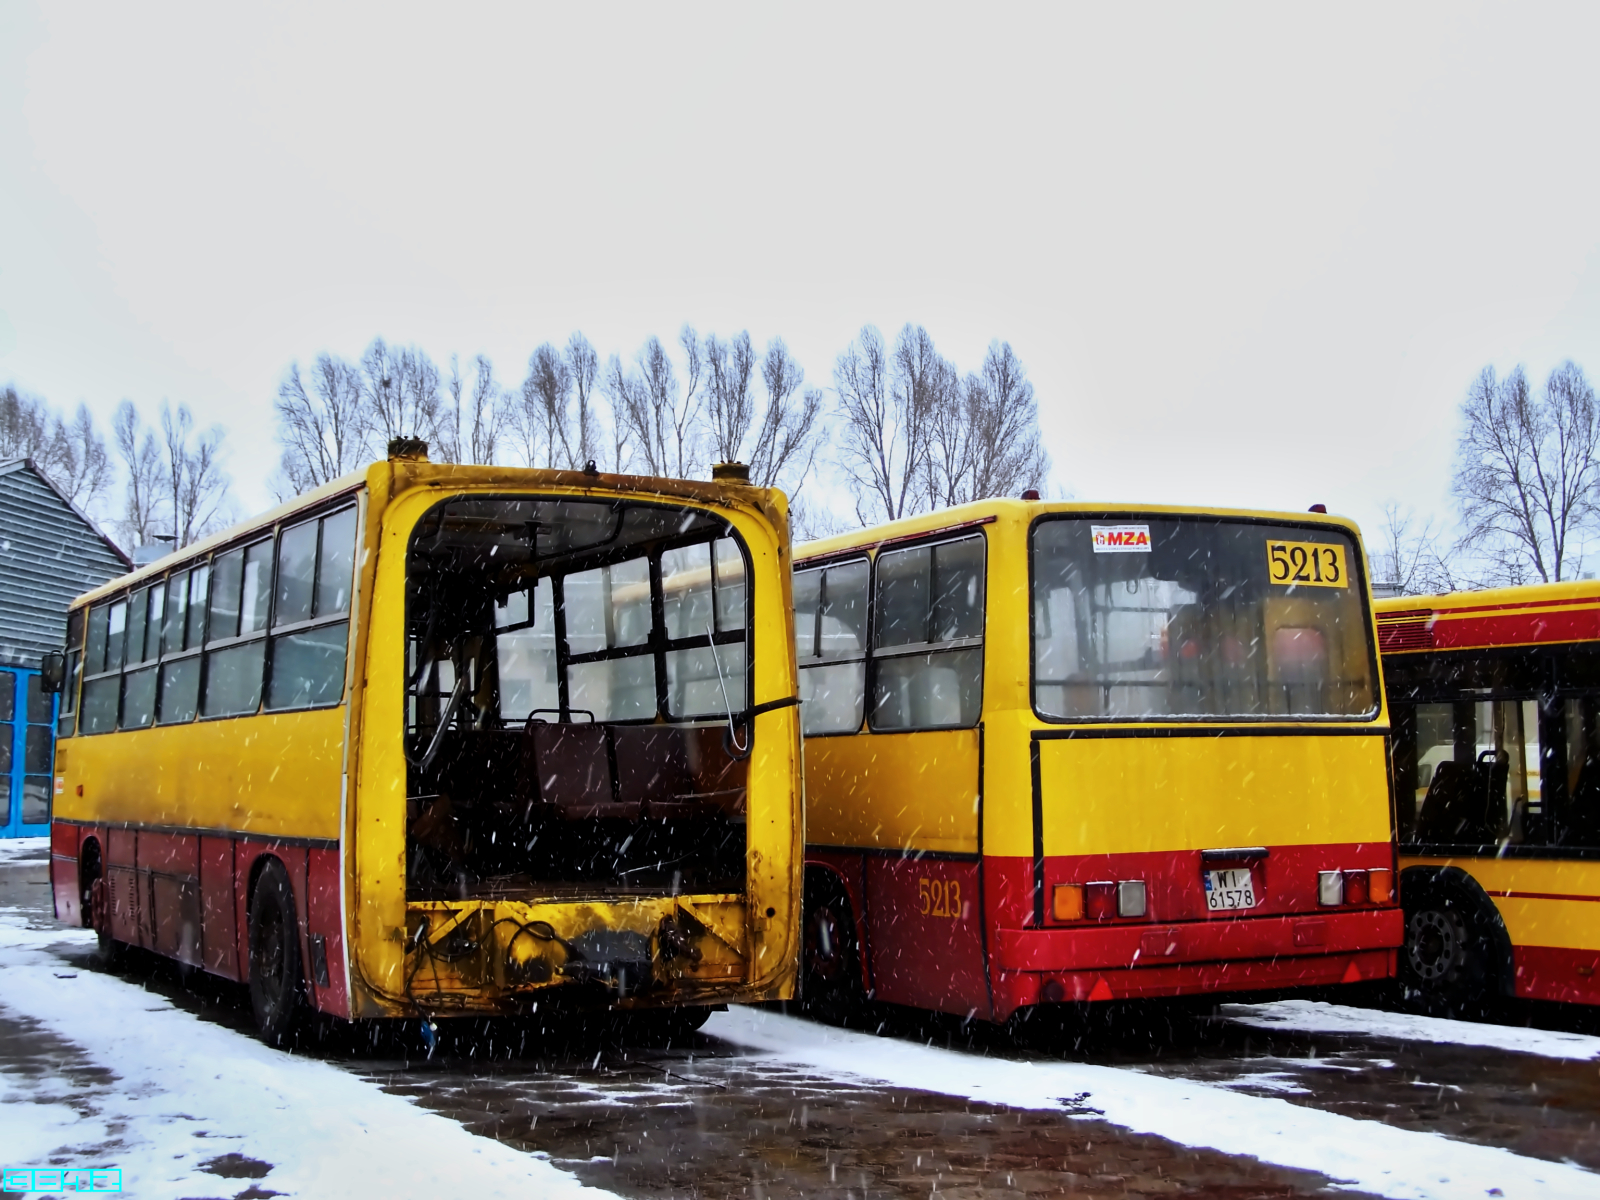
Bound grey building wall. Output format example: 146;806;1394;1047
0;459;131;667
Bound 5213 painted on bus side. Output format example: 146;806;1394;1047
918;877;965;919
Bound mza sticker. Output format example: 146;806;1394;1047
1267;540;1348;588
1091;524;1151;553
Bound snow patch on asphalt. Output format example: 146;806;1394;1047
705;1006;1598;1200
0;908;616;1200
1225;999;1600;1062
0;836;49;865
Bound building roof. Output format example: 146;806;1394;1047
0;458;131;666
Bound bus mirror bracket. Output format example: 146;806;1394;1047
39;652;66;694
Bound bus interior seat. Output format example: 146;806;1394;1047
521;722;748;822
1415;751;1508;844
526;723;630;819
612;725;693;817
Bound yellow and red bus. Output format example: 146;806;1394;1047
794;500;1403;1023
46;448;803;1043
1378;582;1600;1012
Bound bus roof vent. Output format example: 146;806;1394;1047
387;438;430;462
712;461;750;483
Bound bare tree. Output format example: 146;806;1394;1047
611;331;703;479
1453;362;1600;583
1;386;111;510
112;401;166;550
361;339;442;448
517;343;572;468
748;339;823;490
439;354;503;466
705;331;757;464
274;355;370;497
938;341;1049;506
56;403;113;512
834;324;946;524
153;402;231;548
565;333;602;470
1372;502;1456;596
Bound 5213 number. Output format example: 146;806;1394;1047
1266;540;1347;589
918;877;963;919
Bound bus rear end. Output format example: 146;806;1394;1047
347;463;803;1029
996;510;1402;1015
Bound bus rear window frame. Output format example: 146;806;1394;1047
1025;510;1384;726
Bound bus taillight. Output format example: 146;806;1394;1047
1074;880;1148;920
1052;884;1085;921
1085;882;1117;919
1319;868;1390;906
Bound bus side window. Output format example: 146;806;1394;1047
58;608;84;737
795;559;868;736
267;508;355;711
870;535;984;731
1558;697;1600;847
79;601;121;735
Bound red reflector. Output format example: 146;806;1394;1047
1086;881;1116;920
1343;870;1369;905
1087;976;1114;1001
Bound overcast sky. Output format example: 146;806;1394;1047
4;3;1600;544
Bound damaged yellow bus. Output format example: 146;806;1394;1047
46;446;803;1044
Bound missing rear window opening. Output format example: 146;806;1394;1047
403;496;752;901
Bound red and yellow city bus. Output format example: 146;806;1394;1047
794;500;1403;1024
1379;582;1600;1012
47;449;803;1043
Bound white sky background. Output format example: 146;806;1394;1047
4;2;1600;545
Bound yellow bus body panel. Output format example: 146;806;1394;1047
805;729;980;855
53;709;345;839
1038;734;1391;856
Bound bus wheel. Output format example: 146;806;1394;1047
1401;884;1497;1018
801;873;863;1024
248;860;305;1046
82;847;124;967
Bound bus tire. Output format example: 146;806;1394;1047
81;843;124;968
801;870;864;1024
1399;867;1509;1019
248;859;306;1047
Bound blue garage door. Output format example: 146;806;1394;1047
1;668;55;839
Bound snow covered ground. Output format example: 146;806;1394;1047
0;908;615;1200
1223;998;1600;1062
705;1007;1600;1200
0;835;49;866
3;884;1598;1199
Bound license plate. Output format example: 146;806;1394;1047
1205;868;1257;911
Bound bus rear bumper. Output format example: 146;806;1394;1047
993;907;1403;1005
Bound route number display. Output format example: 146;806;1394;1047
1267;540;1348;589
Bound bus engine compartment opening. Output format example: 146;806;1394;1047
403;495;752;903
